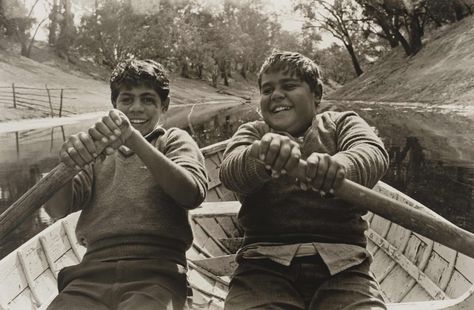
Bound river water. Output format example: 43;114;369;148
0;101;472;259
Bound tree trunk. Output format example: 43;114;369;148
181;61;189;78
48;0;59;45
240;60;247;79
392;26;412;56
56;0;75;61
344;43;363;76
408;12;423;55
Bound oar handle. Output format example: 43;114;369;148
257;153;474;258
0;127;125;240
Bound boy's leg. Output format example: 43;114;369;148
308;259;387;310
46;262;111;310
225;260;305;310
115;259;188;310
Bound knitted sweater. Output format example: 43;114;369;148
219;111;389;247
71;127;208;265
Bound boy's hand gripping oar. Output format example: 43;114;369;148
0;115;128;241
249;147;474;259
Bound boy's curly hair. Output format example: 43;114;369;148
258;51;323;95
110;59;170;109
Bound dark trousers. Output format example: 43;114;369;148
225;255;386;310
47;259;187;310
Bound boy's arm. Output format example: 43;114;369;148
219;122;274;194
126;128;208;209
44;162;93;220
332;112;389;188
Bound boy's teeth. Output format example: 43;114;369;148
273;106;290;112
130;120;146;124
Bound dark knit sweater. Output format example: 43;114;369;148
71;127;208;265
219;111;389;247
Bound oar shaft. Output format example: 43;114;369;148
267;156;474;258
0;126;123;240
0;163;77;239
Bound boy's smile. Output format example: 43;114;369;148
115;85;168;136
260;71;320;136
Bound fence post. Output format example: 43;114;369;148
59;88;63;117
12;83;16;109
15;132;19;158
45;84;54;117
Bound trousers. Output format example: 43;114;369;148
225;255;386;310
47;258;187;310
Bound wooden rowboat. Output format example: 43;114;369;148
0;140;473;309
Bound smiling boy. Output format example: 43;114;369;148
46;59;208;310
219;51;389;309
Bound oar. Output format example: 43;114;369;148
0;131;119;241
248;151;474;259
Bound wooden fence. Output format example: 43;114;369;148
0;84;77;117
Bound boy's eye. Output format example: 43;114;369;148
119;97;132;104
142;97;156;105
261;87;273;95
282;83;298;90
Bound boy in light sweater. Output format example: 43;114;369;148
46;59;208;310
219;51;389;309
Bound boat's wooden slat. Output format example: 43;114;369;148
445;271;473;299
398;238;434;302
399;284;433;303
192;255;238;277
38;236;58;279
371;246;398;283
191;219;226;257
6;289;36;310
368;228;448;301
17;251;41;307
190;201;241;218
219;238;243;254
200;140;228;156
454;253;474;282
215;217;239;238
366;238;379;255
194;218;230;254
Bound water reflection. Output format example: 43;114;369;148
0;101;473;259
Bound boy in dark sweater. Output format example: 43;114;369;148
219;51;389;309
46;59;208;310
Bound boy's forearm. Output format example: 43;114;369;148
333;144;389;188
126;132;203;208
44;179;73;220
220;146;271;194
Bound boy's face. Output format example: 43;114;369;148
260;71;320;136
115;85;168;136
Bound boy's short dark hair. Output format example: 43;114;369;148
258;51;323;95
110;59;170;109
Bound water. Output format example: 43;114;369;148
0;101;472;258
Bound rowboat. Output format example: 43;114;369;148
0;139;473;309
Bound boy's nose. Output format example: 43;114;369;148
271;89;285;101
129;99;144;111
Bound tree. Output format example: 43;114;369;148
2;0;47;57
56;0;76;61
296;0;366;76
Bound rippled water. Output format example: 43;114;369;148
0;101;472;258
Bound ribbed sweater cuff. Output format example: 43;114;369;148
332;153;358;183
244;148;272;186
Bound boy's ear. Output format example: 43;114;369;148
314;84;323;103
162;97;170;112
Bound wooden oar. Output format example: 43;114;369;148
248;151;474;259
0;131;118;241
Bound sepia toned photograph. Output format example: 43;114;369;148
0;0;473;309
